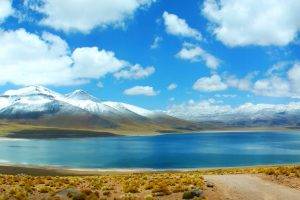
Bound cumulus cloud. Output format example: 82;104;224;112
72;47;125;79
25;0;155;33
167;83;177;91
0;0;13;23
224;72;257;91
202;0;300;46
222;62;300;98
176;43;220;70
167;99;300;122
124;86;158;96
150;36;163;49
250;62;300;98
162;11;202;41
190;62;300;98
0;29;74;86
253;76;291;98
193;74;227;92
0;28;149;86
114;65;155;80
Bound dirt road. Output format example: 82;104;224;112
204;174;300;200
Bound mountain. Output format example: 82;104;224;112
167;102;300;128
2;86;298;135
0;86;198;133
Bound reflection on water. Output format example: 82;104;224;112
0;131;300;169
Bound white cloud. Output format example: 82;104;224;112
0;28;148;86
250;62;300;98
124;86;158;96
162;11;202;41
97;82;104;88
253;76;291;98
150;36;163;49
114;65;155;79
0;29;74;86
266;62;292;76
223;62;300;99
167;99;300;122
72;47;125;79
187;62;300;98
0;0;13;23
167;83;177;91
215;94;236;98
176;43;220;70
202;0;300;46
287;63;300;94
224;72;257;91
193;74;227;92
26;0;155;33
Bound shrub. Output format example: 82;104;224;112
38;186;52;193
182;191;194;199
103;190;111;196
172;184;188;193
152;182;171;196
123;183;139;193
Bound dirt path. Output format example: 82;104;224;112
204;174;300;200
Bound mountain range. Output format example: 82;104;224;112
0;86;299;136
0;86;200;133
167;101;300;128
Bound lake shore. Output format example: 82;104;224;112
1;126;300;139
0;163;299;176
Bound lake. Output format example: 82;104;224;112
0;131;300;169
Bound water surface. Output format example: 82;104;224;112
0;131;300;169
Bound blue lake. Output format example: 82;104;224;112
0;131;300;169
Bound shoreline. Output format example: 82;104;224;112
1;126;300;139
0;163;299;176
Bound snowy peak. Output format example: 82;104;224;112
0;86;157;119
103;102;154;117
66;90;99;101
3;85;61;99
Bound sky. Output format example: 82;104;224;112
0;0;300;112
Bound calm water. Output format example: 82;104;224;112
0;131;300;169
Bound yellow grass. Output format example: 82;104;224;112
0;165;299;199
0;172;205;200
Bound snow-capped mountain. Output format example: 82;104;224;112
66;90;99;101
4;86;299;130
0;86;156;118
167;100;300;127
0;86;86;118
0;86;194;131
4;85;63;98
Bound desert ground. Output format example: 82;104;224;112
0;165;299;199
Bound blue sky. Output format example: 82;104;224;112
0;0;300;110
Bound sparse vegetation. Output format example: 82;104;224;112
0;171;205;199
198;165;300;177
0;165;298;199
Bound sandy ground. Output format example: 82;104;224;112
204;174;300;200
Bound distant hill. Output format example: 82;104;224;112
167;102;300;129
